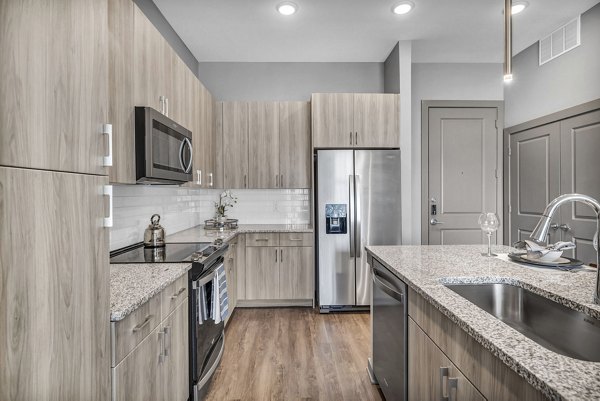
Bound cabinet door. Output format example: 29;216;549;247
108;0;136;184
560;110;600;265
133;4;164;111
354;94;400;148
236;234;247;301
279;101;311;188
162;301;189;401
249;101;279;188
245;246;279;300
312;93;354;148
509;123;561;245
0;0;108;175
222;101;249;188
204;88;216;189
113;325;162;401
408;319;485;401
279;247;314;300
224;242;236;316
0;167;110;400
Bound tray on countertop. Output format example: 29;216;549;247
508;252;584;270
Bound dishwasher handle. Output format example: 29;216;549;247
373;271;404;302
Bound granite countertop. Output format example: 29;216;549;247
366;244;600;401
110;262;192;321
165;223;314;243
110;224;312;322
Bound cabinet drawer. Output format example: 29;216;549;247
112;292;162;367
161;274;188;318
279;232;313;247
246;233;279;247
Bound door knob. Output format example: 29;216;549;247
559;224;571;232
430;218;444;226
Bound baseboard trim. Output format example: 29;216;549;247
236;299;313;308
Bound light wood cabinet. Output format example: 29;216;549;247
246;246;280;300
224;237;237;322
235;234;247;301
312;93;399;148
194;83;217;189
409;318;485;401
312;93;354;148
279;246;314;300
0;0;109;175
279;101;311;188
214;100;224;188
0;167;110;401
112;280;189;401
223;101;249;188
108;0;136;184
408;287;547;401
353;93;399;147
249;101;280;188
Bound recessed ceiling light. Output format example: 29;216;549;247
392;1;414;15
277;2;298;16
511;2;528;15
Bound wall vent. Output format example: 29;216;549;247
539;16;580;65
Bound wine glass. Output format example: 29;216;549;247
478;212;500;257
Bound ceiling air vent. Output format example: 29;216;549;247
539;16;580;65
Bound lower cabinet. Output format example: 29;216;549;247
279;246;314;299
245;246;280;300
224;237;238;324
408;287;547;401
409;318;485;401
112;288;188;401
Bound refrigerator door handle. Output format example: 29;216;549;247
355;175;361;258
349;174;355;258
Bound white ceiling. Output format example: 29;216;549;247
153;0;600;63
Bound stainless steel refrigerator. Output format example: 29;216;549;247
316;149;402;311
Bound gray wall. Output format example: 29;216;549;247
197;62;385;101
411;62;504;243
504;3;600;127
384;43;400;94
134;0;199;77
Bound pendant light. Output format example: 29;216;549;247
504;0;513;82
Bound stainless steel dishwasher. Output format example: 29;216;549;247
370;257;407;401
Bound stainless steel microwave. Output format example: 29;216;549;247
135;107;193;184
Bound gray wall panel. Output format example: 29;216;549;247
384;43;400;94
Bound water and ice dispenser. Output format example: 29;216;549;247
325;204;347;234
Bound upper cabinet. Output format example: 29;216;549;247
279;102;311;188
0;0;109;175
249;101;280;188
191;82;218;188
312;93;400;148
219;101;311;189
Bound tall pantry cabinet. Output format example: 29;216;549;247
0;1;111;400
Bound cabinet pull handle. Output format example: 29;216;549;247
244;174;247;188
440;367;449;401
276;174;279;187
349;132;353;145
103;185;113;228
289;238;303;241
448;377;458;401
163;326;170;358
280;174;284;187
196;170;202;186
355;132;358;145
275;248;278;262
158;330;165;363
102;123;113;166
209;173;214;187
280;249;283;262
255;238;269;242
170;287;186;299
165;97;169;117
132;314;154;332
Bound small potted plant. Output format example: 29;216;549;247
214;190;237;222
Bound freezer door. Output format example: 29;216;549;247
355;150;402;305
317;150;355;307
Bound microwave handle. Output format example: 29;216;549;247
179;137;193;174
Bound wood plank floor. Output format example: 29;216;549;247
204;308;384;401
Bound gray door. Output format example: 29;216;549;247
509;123;561;245
355;150;402;306
428;107;499;245
317;150;355;307
559;110;600;265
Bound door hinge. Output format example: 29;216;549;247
509;204;512;213
508;147;512;156
495;169;498;179
495;120;498;129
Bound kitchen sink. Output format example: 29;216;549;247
445;283;600;362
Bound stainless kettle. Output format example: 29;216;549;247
144;214;166;248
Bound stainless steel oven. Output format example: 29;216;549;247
189;247;227;401
135;106;193;184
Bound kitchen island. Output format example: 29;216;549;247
367;244;600;401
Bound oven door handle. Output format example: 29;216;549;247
192;261;224;289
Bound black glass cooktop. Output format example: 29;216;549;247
110;242;213;264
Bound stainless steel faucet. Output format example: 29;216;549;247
529;193;600;304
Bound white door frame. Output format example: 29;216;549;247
421;100;505;245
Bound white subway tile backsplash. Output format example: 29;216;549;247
110;186;311;250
